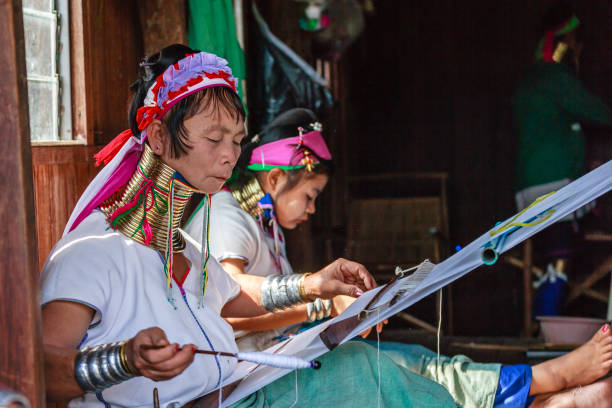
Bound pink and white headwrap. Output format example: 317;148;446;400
247;128;332;172
64;51;239;235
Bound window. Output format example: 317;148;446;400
23;0;73;142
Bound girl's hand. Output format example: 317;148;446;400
358;320;388;339
331;295;356;317
303;258;377;300
125;327;196;381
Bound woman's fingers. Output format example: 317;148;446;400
127;327;169;374
141;345;196;375
338;260;376;290
310;258;378;299
141;327;170;346
128;328;196;381
139;343;178;365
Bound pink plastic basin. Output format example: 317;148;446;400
537;316;606;344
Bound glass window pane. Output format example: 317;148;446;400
27;80;58;141
23;0;53;12
23;13;55;77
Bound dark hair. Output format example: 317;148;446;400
128;44;245;158
231;108;334;192
541;0;577;32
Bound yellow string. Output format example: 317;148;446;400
489;191;557;237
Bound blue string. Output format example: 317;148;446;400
179;286;223;389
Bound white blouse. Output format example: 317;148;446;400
40;210;240;408
185;190;301;352
185;190;293;276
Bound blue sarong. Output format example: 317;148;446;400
493;364;534;407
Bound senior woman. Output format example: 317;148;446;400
40;44;456;407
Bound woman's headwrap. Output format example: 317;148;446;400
246;124;332;172
64;52;238;235
535;15;580;62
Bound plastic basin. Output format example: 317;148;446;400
536;316;606;344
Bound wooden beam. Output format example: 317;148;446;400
69;0;94;144
0;0;45;405
567;255;612;304
396;312;438;334
504;255;544;276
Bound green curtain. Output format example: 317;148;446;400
188;0;247;104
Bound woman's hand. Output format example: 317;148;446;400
303;258;377;300
125;327;196;381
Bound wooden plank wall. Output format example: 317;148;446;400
0;0;45;405
342;0;612;336
84;0;144;146
32;146;100;270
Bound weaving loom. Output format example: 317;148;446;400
220;160;612;405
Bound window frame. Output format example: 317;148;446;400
24;0;80;145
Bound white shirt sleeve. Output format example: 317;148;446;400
40;235;117;327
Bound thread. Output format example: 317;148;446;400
235;352;316;369
288;370;299;408
437;288;443;372
217;352;223;408
377;309;381;408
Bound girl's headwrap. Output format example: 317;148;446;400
535;15;580;62
246;124;332;172
243;124;332;273
64;52;238;236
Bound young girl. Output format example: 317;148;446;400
185;108;612;408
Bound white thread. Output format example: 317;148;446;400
235;352;313;369
377;309;381;408
261;151;265;169
217;352;223;408
288;370;299;408
436;288;443;373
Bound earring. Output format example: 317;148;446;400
156;145;160;152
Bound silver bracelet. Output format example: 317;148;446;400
323;299;332;318
314;298;325;320
74;341;135;392
0;390;30;408
306;298;332;322
306;301;316;322
261;274;307;312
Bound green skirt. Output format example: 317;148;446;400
367;341;501;408
230;341;458;408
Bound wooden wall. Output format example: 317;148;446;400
81;0;144;146
32;146;100;269
342;0;612;336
